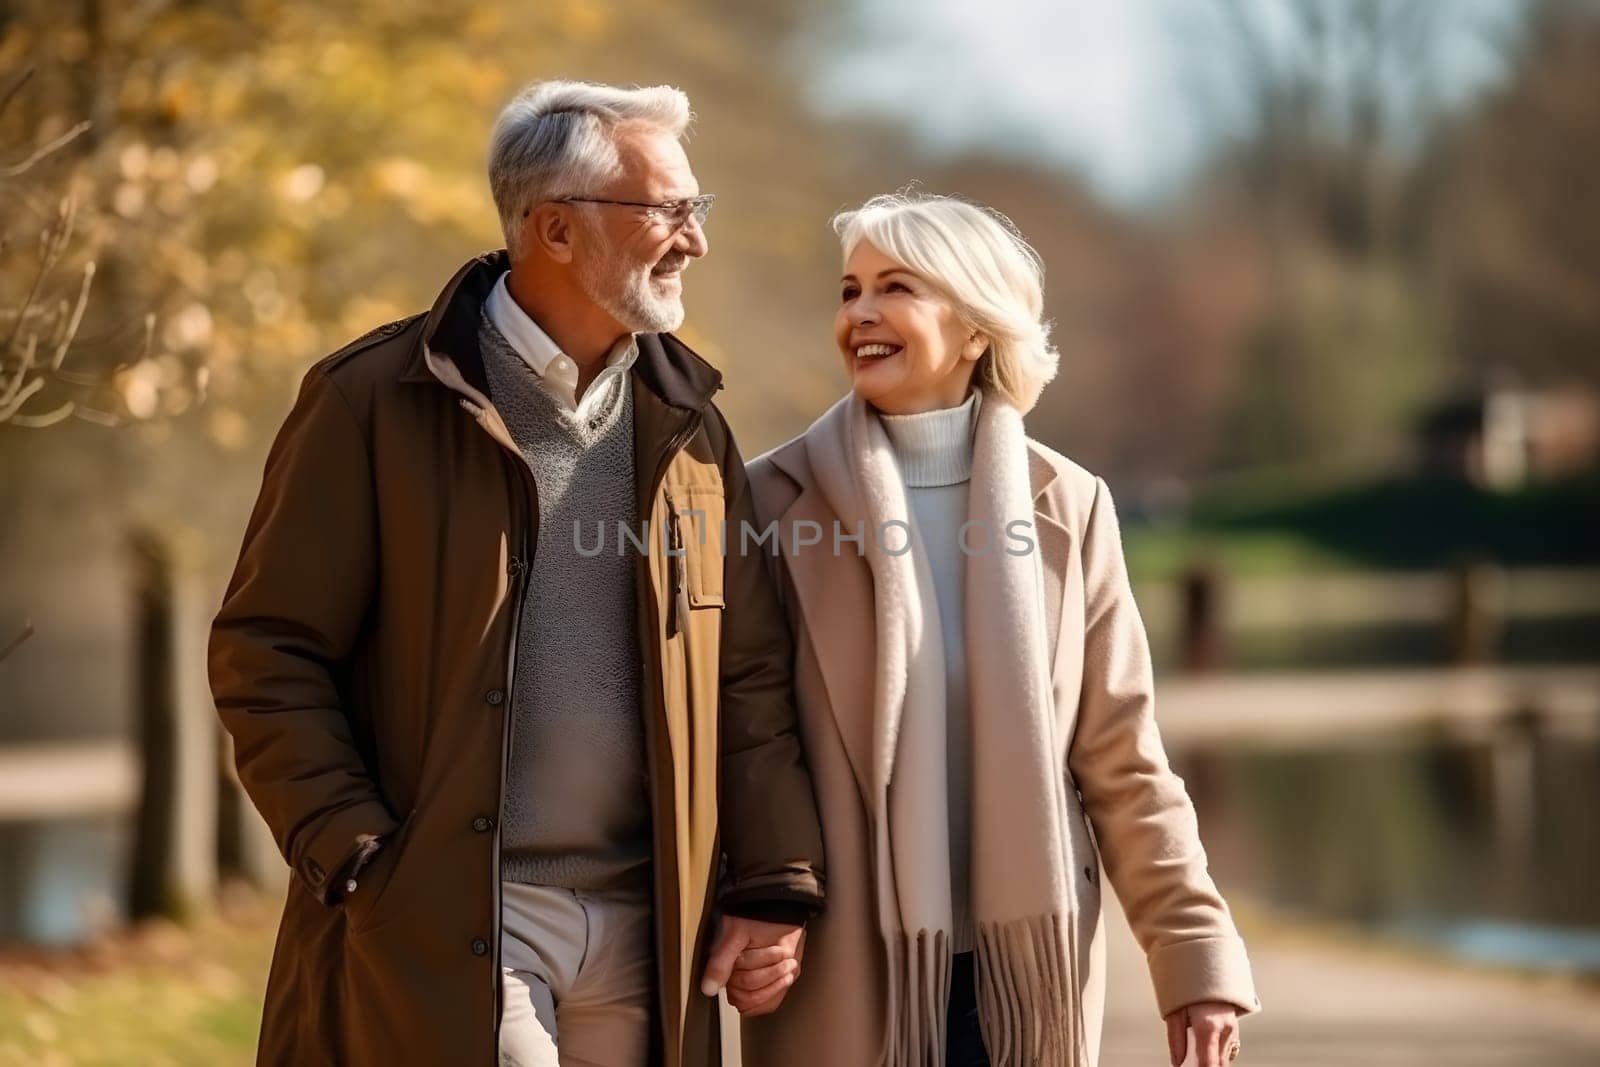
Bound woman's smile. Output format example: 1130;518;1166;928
852;341;904;361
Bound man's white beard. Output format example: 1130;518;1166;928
578;242;685;335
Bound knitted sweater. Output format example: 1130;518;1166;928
877;389;980;952
479;313;650;890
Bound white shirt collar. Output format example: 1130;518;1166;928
485;271;636;415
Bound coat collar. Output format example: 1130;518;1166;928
764;410;1072;806
398;249;723;413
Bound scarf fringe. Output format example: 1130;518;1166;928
974;914;1090;1066
885;928;952;1067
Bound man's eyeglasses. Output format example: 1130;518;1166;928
548;194;715;230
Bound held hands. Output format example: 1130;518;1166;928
1165;1001;1242;1066
700;915;805;1017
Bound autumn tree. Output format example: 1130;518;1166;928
1445;0;1600;391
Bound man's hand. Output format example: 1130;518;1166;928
700;915;805;1017
1165;1001;1242;1066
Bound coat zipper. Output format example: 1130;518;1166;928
664;488;691;638
651;417;701;627
491;458;537;1058
640;409;700;1058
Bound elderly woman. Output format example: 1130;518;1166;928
737;193;1261;1067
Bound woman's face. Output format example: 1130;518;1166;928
834;240;984;415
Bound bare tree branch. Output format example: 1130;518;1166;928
0;120;93;178
0;620;35;666
72;404;121;426
0;374;47;421
0;69;35;119
2;334;39;408
49;260;96;371
1;75;113;429
9;399;75;427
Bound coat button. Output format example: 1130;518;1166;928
472;816;492;833
471;938;489;956
485;689;504;706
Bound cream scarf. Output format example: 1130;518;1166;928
804;389;1088;1066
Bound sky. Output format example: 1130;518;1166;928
797;0;1520;207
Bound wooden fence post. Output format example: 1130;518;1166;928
1180;563;1226;674
126;525;218;919
1446;558;1500;665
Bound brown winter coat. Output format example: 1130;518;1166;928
208;250;825;1067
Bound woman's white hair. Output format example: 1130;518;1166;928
488;80;692;257
832;191;1059;414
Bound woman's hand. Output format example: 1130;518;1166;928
1164;1001;1241;1066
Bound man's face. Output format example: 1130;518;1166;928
571;125;708;334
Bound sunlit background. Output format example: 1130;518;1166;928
2;0;1598;1063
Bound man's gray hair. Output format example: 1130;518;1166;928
488;80;692;257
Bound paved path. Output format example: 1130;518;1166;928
1154;666;1600;747
720;895;1600;1065
1100;897;1600;1067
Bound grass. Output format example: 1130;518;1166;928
2;886;1595;1064
1124;525;1360;582
0;887;275;1066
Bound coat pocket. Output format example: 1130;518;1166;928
671;485;726;609
343;808;418;935
1065;781;1102;891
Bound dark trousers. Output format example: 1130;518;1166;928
947;951;990;1066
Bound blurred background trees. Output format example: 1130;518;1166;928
1448;0;1600;391
0;0;1596;953
0;70;101;432
5;0;1595;500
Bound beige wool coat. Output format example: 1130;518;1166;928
740;419;1260;1066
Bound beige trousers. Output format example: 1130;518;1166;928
498;881;654;1067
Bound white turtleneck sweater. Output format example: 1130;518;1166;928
877;388;980;953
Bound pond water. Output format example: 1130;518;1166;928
1178;732;1600;974
0;817;122;945
1149;614;1600;672
4;730;1598;979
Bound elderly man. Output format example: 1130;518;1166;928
209;80;824;1066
